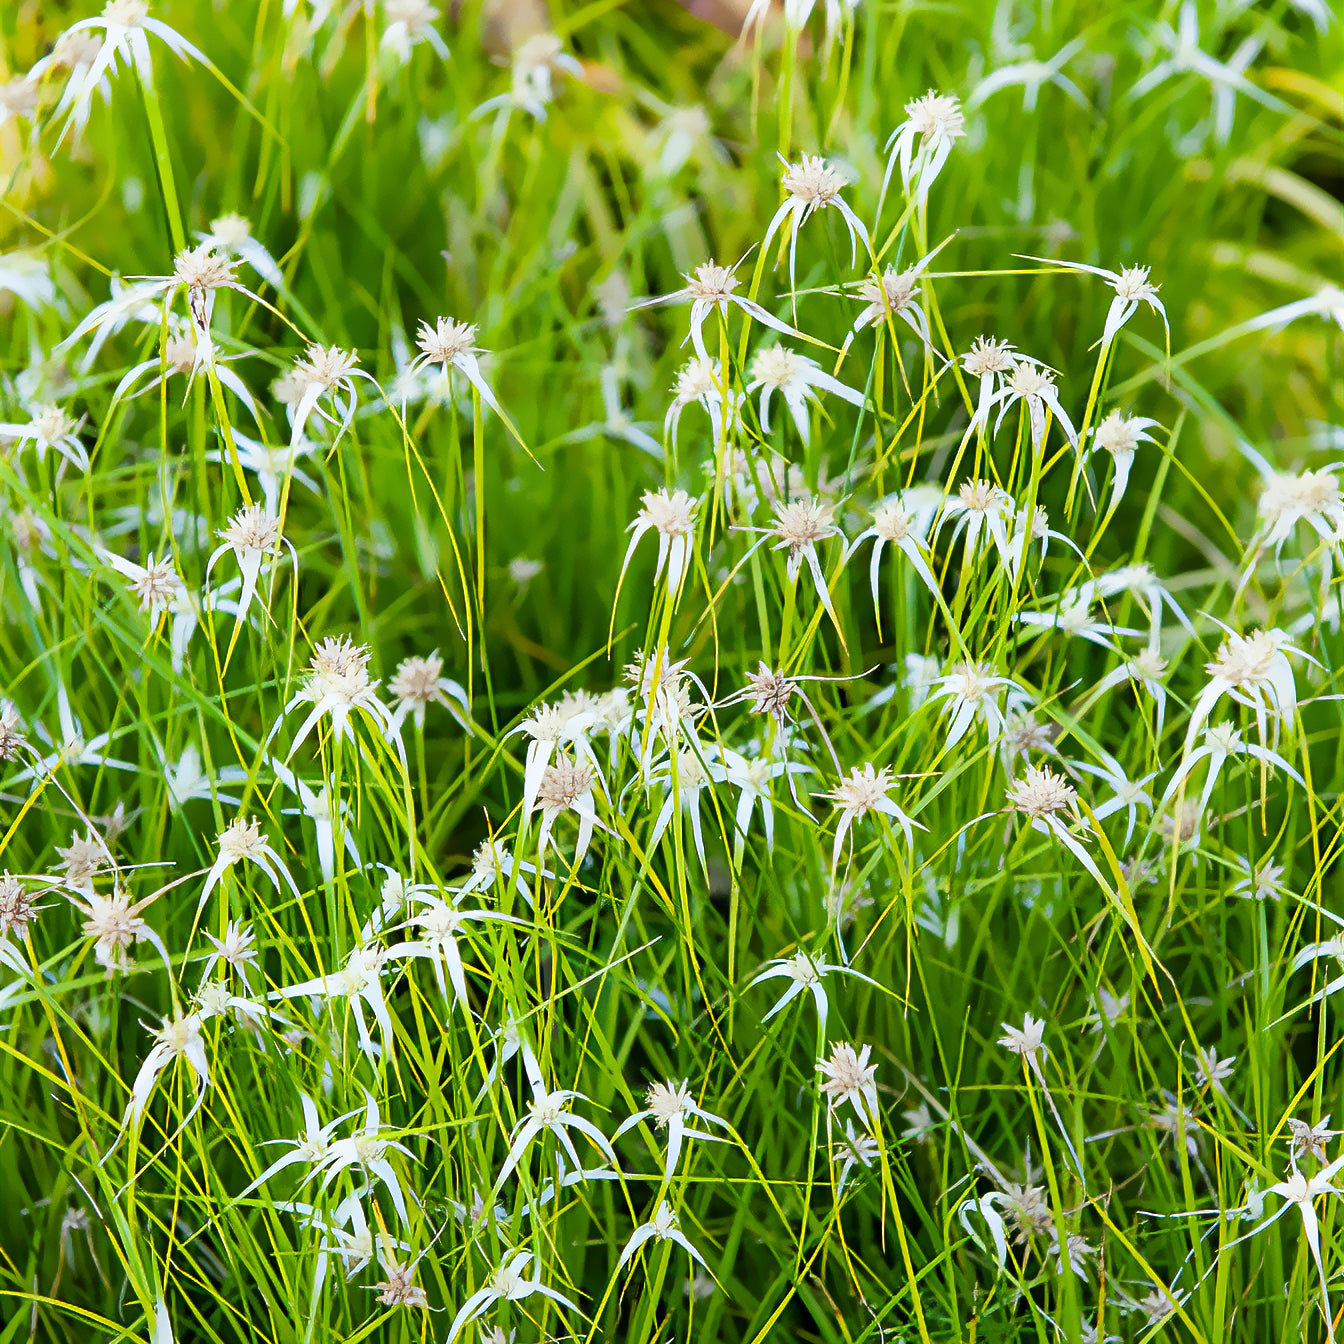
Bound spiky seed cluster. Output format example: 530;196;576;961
536;760;595;811
963;336;1016;376
389;654;443;705
0;874;38;939
746;664;797;722
1113;264;1158;302
638;488;697;537
872;500;916;541
57;834;105;887
1007;766;1077;818
750;346;801;390
1093;411;1145;458
32;406;77;444
293;343;359;391
416;317;479;363
130;558;182;613
817;1042;878;1110
828;763;894;814
0;704;25;761
685;262;739;302
221;504;282;555
173;245;239;292
306;637;376;706
645;1079;692;1125
904;91;966;146
217;818;266;862
772;497;836;554
1206;628;1280;690
782;154;845;207
858;265;919;319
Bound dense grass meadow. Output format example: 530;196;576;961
1;0;1343;1340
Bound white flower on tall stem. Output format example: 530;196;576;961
383;894;526;1012
446;1250;579;1343
967;38;1087;112
1126;1;1284;147
1288;1116;1341;1165
847;259;938;352
824;763;923;870
310;1091;417;1228
990;361;1077;450
45;1;207;143
882;90;966;205
453;837;543;909
115;323;264;426
962;337;1020;433
207;431;319;514
117;1009;210;1140
0;404;89;471
286;343;378;451
1090;412;1161;512
388;651;470;732
280;637;400;757
0;874;42;977
613;1079;730;1183
200;918;259;982
206;503;297;640
832;1120;879;1195
817;1041;879;1129
197;816;301;913
1244;1158;1344;1341
761;154;870;296
664;357;742;449
1080;562;1194;642
531;757;604;868
12;683;138;786
749;949;880;1039
69;884;171;973
64;246;259;383
1185;625;1307;752
379;0;449;64
511;701;600;817
927;661;1029;750
1161;722;1303;818
618;489;699;604
936;478;1013;563
404;317;521;443
646;746;715;869
99;548;184;620
1070;753;1156;848
630;254;804;363
618;1201;708;1274
477;32;581;123
1250;466;1343;558
748;346;865;444
1006;766;1108;894
998;1014;1085;1179
712;746;812;857
272;765;360;887
1013;590;1141;654
493;1077;618;1191
273;945;394;1064
1021;255;1168;349
848;494;942;624
761;495;845;629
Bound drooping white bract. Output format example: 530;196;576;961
285;343;378;451
749;949;881;1039
630;254;804;363
1020;255;1168;349
0;404;89;471
748;346;865;445
1185;624;1307;752
848;494;943;623
1161;722;1303;818
1090;411;1162;513
383;892;527;1011
619;488;699;603
205;503;297;642
617;1200;709;1274
824;762;923;870
613;1078;730;1183
272;945;394;1064
882;90;966;205
761;154;870;296
281;636;400;759
387;650;471;732
446;1250;579;1344
197;815;301;912
493;1077;618;1192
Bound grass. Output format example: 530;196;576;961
0;1;1341;1342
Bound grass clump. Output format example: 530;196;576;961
0;1;1341;1341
